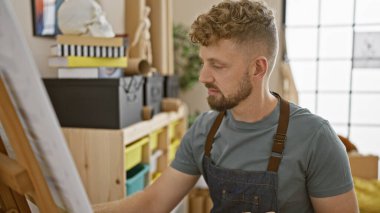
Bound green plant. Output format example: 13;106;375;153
173;23;202;91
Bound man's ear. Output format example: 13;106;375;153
249;56;268;79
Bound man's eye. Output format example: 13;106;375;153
212;64;223;69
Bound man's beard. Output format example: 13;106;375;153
206;71;252;112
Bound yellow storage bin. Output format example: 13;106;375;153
168;120;179;140
149;129;163;151
169;139;180;161
151;172;161;184
124;137;149;171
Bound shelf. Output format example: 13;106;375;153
122;104;187;146
61;103;188;204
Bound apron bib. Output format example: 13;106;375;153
202;93;290;213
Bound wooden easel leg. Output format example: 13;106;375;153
0;183;30;213
0;137;30;213
0;78;59;213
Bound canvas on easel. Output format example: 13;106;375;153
0;0;92;212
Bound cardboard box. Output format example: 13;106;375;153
349;154;379;180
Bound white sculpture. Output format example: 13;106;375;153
58;0;115;37
131;6;152;64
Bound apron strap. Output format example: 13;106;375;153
204;111;226;157
267;92;290;172
203;92;290;172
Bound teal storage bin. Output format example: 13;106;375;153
126;164;150;196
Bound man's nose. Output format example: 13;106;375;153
198;65;213;84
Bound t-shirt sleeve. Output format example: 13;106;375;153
306;120;354;198
170;116;202;176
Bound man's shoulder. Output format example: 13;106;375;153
289;102;328;131
192;110;220;128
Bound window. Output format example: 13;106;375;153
286;0;380;157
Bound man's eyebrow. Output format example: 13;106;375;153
208;58;228;66
201;57;225;64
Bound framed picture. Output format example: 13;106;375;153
31;0;64;37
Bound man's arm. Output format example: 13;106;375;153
93;167;199;213
310;189;359;213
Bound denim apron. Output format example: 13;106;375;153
202;93;290;213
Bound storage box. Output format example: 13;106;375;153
124;137;149;171
169;139;180;161
168;120;179;141
126;164;150;196
349;154;379;179
149;129;163;151
164;75;179;98
151;172;161;184
44;76;144;129
150;149;163;173
143;73;164;116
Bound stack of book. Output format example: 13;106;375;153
49;35;129;78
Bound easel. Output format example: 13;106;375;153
0;78;60;213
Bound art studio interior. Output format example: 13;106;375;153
0;0;379;212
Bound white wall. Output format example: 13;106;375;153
10;1;56;77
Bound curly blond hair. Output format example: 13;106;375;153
190;0;278;72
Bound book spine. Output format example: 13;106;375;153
56;35;126;47
49;56;128;68
51;44;127;58
58;68;99;78
67;57;128;68
57;67;124;78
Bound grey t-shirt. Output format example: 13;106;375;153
171;102;353;212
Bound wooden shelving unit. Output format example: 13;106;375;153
62;104;188;204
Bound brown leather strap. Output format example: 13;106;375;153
204;111;226;157
267;93;290;172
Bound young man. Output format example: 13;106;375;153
94;0;359;212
